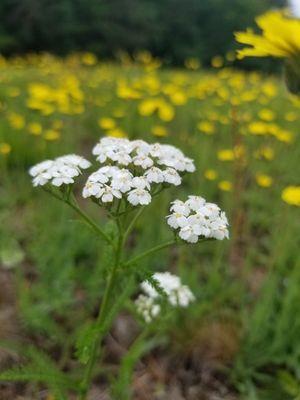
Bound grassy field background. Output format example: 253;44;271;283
0;53;300;399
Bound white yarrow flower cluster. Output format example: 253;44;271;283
135;272;195;322
135;295;161;323
29;155;91;187
83;137;195;206
167;196;229;243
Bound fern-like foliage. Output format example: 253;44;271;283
0;343;78;397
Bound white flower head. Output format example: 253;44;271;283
29;154;90;187
167;195;229;243
135;295;161;323
89;137;196;206
92;137;195;176
137;272;195;322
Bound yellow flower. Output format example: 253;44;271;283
285;111;297;121
248;121;269;135
98;117;116;130
204;169;218;181
107;128;127;138
158;101;175;121
151;125;168;137
218;180;232;192
226;51;235;62
184;57;201;70
255;173;273;188
81;52;97;66
262;82;277;97
170;91;187;106
8;113;25;129
44;130;60;141
211;56;224;68
113;109;125;118
0;142;11;155
235;10;300;59
281;186;300;206
27;122;42;136
138;99;158;116
197;121;215;135
258;108;275;121
217;149;235;161
272;129;293;143
254;146;275;161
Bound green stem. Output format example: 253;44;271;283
124;237;212;268
65;199;113;246
78;221;123;399
123;239;176;267
122;206;145;246
42;187;113;246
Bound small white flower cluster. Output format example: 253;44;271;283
135;295;161;323
167;196;229;243
29;155;91;187
135;272;195;323
83;137;195;206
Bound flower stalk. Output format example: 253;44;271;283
29;137;229;398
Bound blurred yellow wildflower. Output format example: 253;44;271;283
254;146;275;161
81;52;97;66
0;142;11;155
248;121;269;135
255;173;273;188
8;113;25;129
138;98;174;121
284;111;297;121
158;101;175;121
184;58;201;70
151;125;168;137
107;128;127;138
98;117;116;130
170;91;187;106
226;51;235;62
217;149;235;161
44;130;60;141
211;56;224;68
281;186;300;206
27;122;42;136
218;180;232;192
258;108;275;121
204;169;218;181
197;121;215;135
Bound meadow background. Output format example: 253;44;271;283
0;1;300;399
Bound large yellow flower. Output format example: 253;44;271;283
281;186;300;206
235;10;300;59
